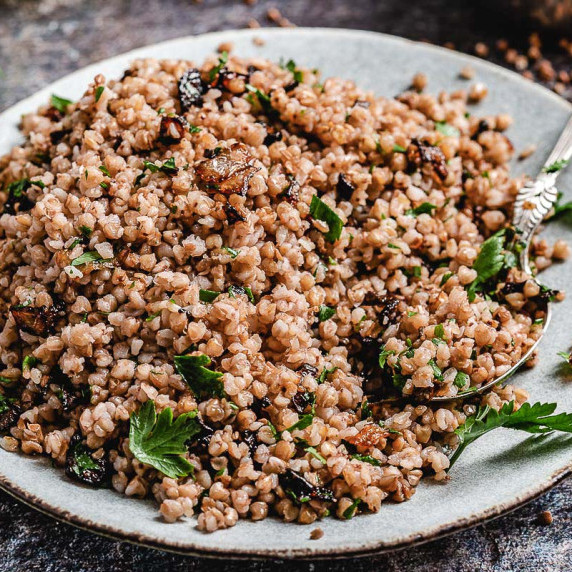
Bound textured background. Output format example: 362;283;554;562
1;1;571;570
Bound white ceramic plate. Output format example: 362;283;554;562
1;28;572;560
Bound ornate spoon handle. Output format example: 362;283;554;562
512;114;572;273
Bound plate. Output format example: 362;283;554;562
1;27;572;560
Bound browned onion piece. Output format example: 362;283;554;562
407;139;448;181
195;144;259;196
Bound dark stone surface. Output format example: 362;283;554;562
0;1;571;570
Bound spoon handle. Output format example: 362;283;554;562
512;114;572;273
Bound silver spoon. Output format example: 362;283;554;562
432;114;572;402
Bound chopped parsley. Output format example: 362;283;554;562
351;454;381;466
245;84;275;117
286;413;314;433
466;229;511;303
309;195;344;242
0;394;15;414
342;498;362;520
283;59;303;83
50;94;73;114
22;355;38;372
557;351;571;364
79;225;93;238
98;165;110;177
393;144;407;153
199;289;220;303
143;157;178;175
435;121;460;138
145;311;161;322
174;354;225;399
450;401;572;468
542;159;569;174
378;347;394;368
128;400;200;478
317;365;337;384
70;251;106;267
440;272;453;287
94;86;105;102
434;323;445;339
222;246;239;258
453;371;470;389
209;51;228;82
189;124;202;134
317;305;336;321
405;202;437;217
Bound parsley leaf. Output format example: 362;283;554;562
393;144;407;153
453;371;470;389
94;86;105;102
174;354;225;399
317;305;336;321
466;229;507;302
450;401;572;467
143;158;177;175
199;289;220;303
434;323;445;339
50;94;73;114
343;498;362;519
128;400;200;478
189;124;202;134
317;365;337;384
284;59;303;83
245;84;275;117
351;454;381;466
70;251;107;267
378;347;394;368
286;413;314;433
435;121;460;138
222;246;239;258
209;51;228;82
542;159;569;174
406;202;437;217
309;195;344;242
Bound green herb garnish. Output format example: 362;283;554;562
317;365;337;384
70;251;106;267
435;121;460;138
351;454;381;466
222;246;239;258
450;401;572;467
22;355;38;371
440;272;453;287
405;202;437;217
434;323;445;339
209;51;228;82
286;413;314;433
174;354;225;399
453;371;470;389
317;305;336;321
309;195;344;242
189;124;202;134
145;311;161;322
143;157;178;175
284;59;303;83
466;229;507;303
128;401;200;478
343;498;362;520
542;159;569;174
199;289;220;303
98;165;110;177
393;144;407;153
94;86;105;102
50;94;73;114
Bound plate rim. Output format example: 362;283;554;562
1;26;571;560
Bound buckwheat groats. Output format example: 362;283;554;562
0;53;566;531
